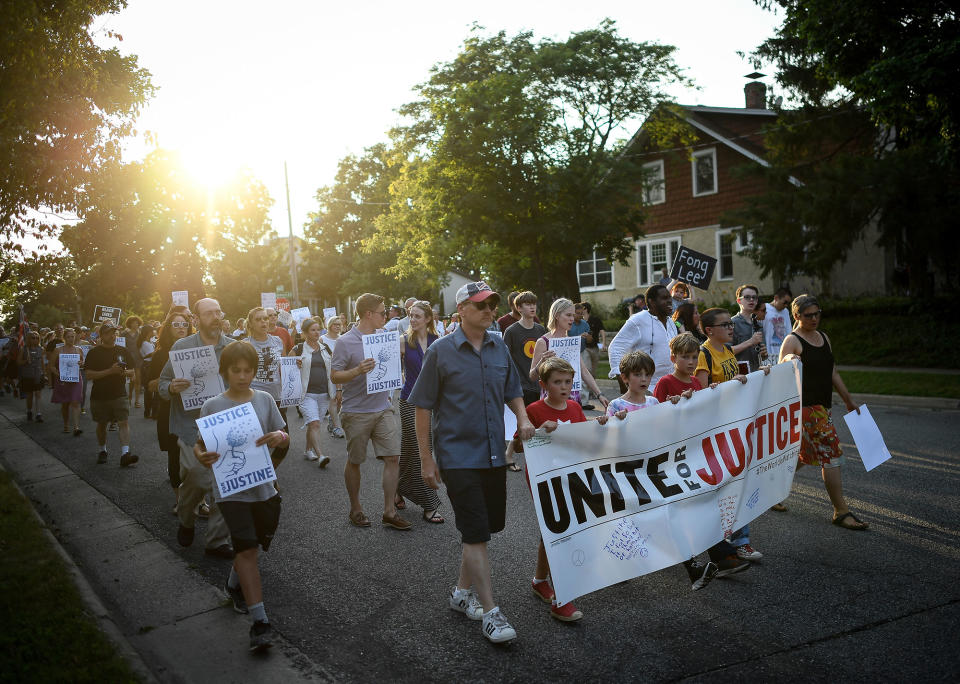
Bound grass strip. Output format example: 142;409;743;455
0;471;139;682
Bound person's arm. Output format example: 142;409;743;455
416;408;439;489
528;337;549;382
330;359;374;384
607;316;644;378
579;365;608;408
158;344;191;398
778;332;802;363
507;396;534;440
731;333;763;355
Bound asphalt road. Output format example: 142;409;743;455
5;393;959;682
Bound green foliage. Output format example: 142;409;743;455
0;0;154;260
839;370;960;399
26;304;70;328
735;1;960;294
369;21;693;301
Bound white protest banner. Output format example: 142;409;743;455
260;292;276;310
276;309;293;327
169;345;225;411
172;290;189;308
93;305;122;325
196;402;276;498
361;330;402;393
59;354;81;383
523;361;802;605
504;405;518;440
114;336;126;348
843;405;892;472
278;357;302;408
322;307;337;322
290;307;312;332
548;336;581;392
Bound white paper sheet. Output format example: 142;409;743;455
548;336;582;392
278;357;303;407
361;330;402;393
842;405;892;472
322;307;337;323
261;292;277;310
196;402;276;497
169;345;225;411
59;354;81;383
290;307;312;332
172;290;189;307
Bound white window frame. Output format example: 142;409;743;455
715;227;737;281
735;229;752;252
577;250;615;292
635;236;682;287
641;159;665;205
691;147;718;197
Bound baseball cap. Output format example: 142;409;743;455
98;321;118;334
455;281;501;306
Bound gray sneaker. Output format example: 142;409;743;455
249;620;273;652
449;586;483;620
481;606;517;643
225;581;248;614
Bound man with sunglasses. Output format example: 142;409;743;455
409;281;534;643
330;293;410;531
731;284;766;373
158;298;235;559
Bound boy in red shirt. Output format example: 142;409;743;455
523;356;614;622
653;332;717;402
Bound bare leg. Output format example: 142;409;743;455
504;440;516;466
234;548;262;605
118;420;130;448
305;421;324;458
381;455;399;516
822;466;849;516
344;461;362;514
96;421;108;448
534;539;550;581
61;403;69;428
69;402;80;430
461;542;494;612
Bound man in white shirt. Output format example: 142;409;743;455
607;285;676;393
763;287;793;361
395;297;417;335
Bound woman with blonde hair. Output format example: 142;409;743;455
291;317;337;467
320;315;345;438
528;298;609;410
396;301;443;522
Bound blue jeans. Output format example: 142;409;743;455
729;525;749;547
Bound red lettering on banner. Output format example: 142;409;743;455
767;411;776;456
745;422;755;465
715;430;747;477
776;407;789;450
697;437;724;485
789;401;801;444
755;414;766;459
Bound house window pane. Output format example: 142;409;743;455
577;250;613;290
638;244;648;285
719;233;734;279
578;260;596;288
650;242;668;276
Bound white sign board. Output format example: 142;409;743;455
361;330;402;393
322;307;337;323
276;309;293;327
524;361;802;605
169;345;225;411
59;354;81;383
114;336;126;348
290;307;312;332
548;336;582;392
278;357;303;408
197;402;277;497
843;405;892;472
172;290;189;308
261;292;277;310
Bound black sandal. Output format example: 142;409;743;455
422;509;445;524
832;512;868;530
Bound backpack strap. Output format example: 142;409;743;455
699;343;713;375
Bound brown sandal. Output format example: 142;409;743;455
349;510;371;527
832;512;868;530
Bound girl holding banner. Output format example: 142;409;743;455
528;298;609;411
50;328;84;435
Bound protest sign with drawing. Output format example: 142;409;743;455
276;309;293;327
278;357;303;408
59;354;81;383
523;361;802;605
172;290;189;308
290;307;312;332
261;292;277;311
169;345;225;411
196;402;276;498
548;336;581;392
361;330;401;393
322;307;337;322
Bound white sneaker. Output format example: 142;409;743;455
304;450;319;461
448;586;483;621
736;544;763;561
481;607;517;643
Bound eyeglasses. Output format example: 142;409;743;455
171;321;189;329
740;295;758;301
471;300;498;311
801;310;822;319
200;310;224;319
708;322;735;329
369;309;387;317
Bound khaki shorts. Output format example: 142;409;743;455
91;396;129;424
341;407;400;464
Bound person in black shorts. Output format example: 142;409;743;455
83;322;138;466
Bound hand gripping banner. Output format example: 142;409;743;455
523;360;803;605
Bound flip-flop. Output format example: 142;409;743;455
771;502;788;512
832;511;868;530
395;496;406;510
422;509;445;524
349;510;371;528
507;463;522;472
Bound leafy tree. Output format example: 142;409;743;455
0;0;154;264
730;1;960;294
370;21;692;301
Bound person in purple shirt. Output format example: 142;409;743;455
396;301;443;523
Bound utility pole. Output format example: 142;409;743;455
284;161;300;308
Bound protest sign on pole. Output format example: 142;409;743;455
361;330;401;393
669;246;717;291
59;354;81;383
261;292;277;310
93;305;122;326
548;336;581;392
322;307;337;323
843;405;892;472
169;345;225;411
172;290;189;308
290;307;311;332
278;357;303;408
523;361;802;605
196;402;277;498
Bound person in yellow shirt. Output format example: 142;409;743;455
695;308;744;386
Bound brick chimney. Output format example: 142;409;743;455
744;81;767;109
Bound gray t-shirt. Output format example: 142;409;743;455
732;312;760;372
245;335;283;400
330;327;391;413
200;390;284;503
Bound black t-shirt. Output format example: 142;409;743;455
585;315;604;349
85;345;133;400
503;320;546;393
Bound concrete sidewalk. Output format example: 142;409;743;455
0;407;340;683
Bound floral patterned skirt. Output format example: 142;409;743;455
799;405;845;469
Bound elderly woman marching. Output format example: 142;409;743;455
779;294;868;530
291;317;338;468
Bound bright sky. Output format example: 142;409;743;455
101;0;782;238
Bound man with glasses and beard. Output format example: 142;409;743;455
159;298;235;559
330;293;410;531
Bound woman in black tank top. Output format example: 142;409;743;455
779;294;868;530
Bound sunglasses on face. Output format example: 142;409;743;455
471;300;497;311
801;310;822;319
171;321;189;329
740;295;758;301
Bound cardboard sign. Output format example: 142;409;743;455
93;305;122;325
669;246;717;291
276;297;291;312
260;293;277;310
